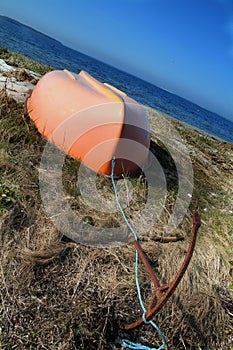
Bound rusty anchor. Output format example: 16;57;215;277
120;212;201;330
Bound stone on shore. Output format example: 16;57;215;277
0;58;40;103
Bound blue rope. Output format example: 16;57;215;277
110;158;167;350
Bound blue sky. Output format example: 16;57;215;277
1;0;233;121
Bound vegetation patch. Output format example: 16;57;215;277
0;47;52;75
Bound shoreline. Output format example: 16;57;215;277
0;47;232;145
144;104;232;145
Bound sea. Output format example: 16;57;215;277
0;15;233;143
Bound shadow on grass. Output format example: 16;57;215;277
149;139;178;192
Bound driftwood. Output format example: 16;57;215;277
150;235;184;243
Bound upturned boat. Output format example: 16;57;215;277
27;69;150;176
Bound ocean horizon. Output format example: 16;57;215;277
0;15;233;143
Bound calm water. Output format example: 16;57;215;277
1;15;233;143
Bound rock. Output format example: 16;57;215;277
0;58;16;72
0;59;40;103
0;75;34;103
24;69;41;80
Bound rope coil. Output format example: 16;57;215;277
110;158;167;350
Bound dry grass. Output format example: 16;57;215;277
0;50;233;349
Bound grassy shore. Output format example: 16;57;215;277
0;48;232;350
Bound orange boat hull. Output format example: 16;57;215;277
27;70;150;176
